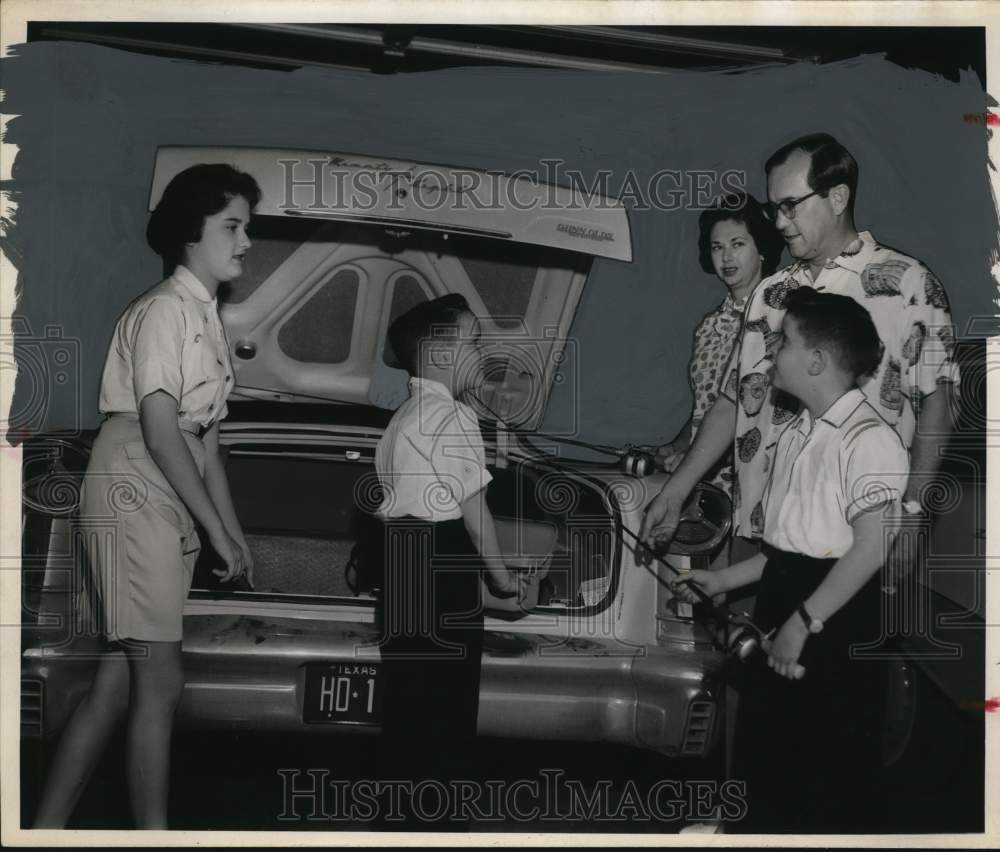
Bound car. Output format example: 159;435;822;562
19;147;985;810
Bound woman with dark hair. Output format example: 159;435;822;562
33;163;261;828
654;192;784;490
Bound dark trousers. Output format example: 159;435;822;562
374;517;484;827
731;546;887;834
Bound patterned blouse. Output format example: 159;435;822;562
663;291;747;495
720;230;960;540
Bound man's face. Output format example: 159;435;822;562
772;313;814;399
766;149;838;264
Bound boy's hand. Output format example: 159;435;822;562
763;616;809;679
485;568;523;600
668;569;722;604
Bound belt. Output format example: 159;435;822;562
105;412;211;439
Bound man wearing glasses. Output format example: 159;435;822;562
640;131;959;566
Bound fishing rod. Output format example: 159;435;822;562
467;388;775;660
466;389;658;476
235;383;656;472
233;386;371;406
615;522;775;662
236;384;769;660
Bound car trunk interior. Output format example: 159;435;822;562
192;446;619;614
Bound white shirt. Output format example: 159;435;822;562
374;378;493;521
721;230;959;539
763;388;910;559
98;265;235;426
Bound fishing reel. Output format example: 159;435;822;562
674;587;771;664
623;483;767;665
662;482;732;557
723;612;770;662
620;446;657;478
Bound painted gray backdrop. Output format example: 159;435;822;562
3;42;996;448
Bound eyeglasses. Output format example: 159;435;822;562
762;189;822;222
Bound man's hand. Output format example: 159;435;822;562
639;481;690;556
763;616;809;679
652;443;684;473
638;395;735;563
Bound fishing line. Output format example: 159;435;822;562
466;389;652;468
233;386;371;406
234;384;639;461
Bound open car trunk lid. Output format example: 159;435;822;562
148;146;632;430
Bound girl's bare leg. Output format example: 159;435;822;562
123;640;184;829
32;649;130;828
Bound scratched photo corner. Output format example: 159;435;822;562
2;7;996;842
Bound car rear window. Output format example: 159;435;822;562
277;268;359;364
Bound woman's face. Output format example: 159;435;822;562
709;219;762;296
184;194;252;287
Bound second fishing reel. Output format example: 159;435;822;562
646;481;733;557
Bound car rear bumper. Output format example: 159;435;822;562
22;615;725;758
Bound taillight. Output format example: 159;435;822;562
21;678;44;739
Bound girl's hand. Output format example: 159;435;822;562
668;569;721;604
237;539;255;590
209;528;247;583
763;616;809;679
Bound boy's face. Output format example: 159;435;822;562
444;310;485;395
772;313;814;397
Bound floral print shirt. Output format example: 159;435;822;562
720;230;960;539
664;292;746;495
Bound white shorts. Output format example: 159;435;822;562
80;416;205;642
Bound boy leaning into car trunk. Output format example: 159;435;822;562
371;294;522;828
674;287;908;833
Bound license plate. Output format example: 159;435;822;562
302;663;382;725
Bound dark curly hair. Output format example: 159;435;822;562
784;286;882;380
697;192;785;278
146;163;262;272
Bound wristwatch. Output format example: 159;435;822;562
902;499;924;515
797;603;824;634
